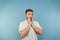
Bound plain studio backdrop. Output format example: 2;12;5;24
0;0;60;40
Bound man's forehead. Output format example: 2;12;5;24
27;11;33;13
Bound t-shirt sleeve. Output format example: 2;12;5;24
34;21;42;29
18;22;25;31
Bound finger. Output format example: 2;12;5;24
28;18;31;22
32;18;34;22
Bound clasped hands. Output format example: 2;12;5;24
27;18;34;27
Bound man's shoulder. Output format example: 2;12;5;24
19;20;26;24
34;21;39;23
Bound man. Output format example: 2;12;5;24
18;9;42;40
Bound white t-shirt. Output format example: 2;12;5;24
18;20;42;40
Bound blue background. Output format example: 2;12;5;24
0;0;60;40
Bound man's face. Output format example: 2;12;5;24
26;11;33;19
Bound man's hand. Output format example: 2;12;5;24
28;18;43;35
27;18;42;35
19;18;33;38
27;18;33;26
31;21;43;35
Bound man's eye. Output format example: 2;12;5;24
29;14;31;15
28;14;33;15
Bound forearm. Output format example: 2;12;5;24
19;25;31;38
32;24;42;35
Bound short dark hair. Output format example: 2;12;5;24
25;9;33;14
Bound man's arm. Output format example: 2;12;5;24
32;24;42;35
19;25;31;38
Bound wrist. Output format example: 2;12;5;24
32;24;34;27
28;24;31;27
